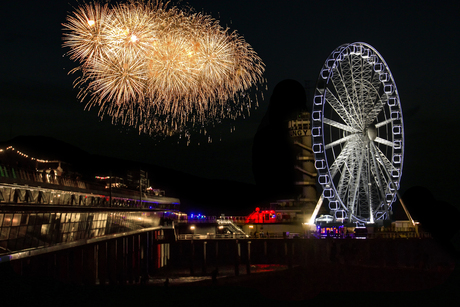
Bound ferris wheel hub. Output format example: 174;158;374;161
366;124;377;141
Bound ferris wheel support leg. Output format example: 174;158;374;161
308;195;324;225
395;190;417;229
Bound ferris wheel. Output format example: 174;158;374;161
311;42;404;225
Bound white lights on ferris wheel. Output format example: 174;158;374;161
312;42;404;225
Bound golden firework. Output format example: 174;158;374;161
63;0;265;136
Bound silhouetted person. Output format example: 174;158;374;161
252;79;309;201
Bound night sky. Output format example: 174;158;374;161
1;0;459;208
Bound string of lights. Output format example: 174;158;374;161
0;146;59;163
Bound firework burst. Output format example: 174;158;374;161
63;0;265;136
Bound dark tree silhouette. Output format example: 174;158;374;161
252;79;309;202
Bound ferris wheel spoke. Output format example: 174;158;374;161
350;57;370;126
323;118;359;133
371;142;396;174
374;136;394;148
366;93;387;125
331;62;362;126
336;161;351;204
369;71;383;109
362;78;381;124
325;134;355;150
369;144;390;204
375;118;394;128
325;88;360;129
329;140;354;179
348;148;365;216
331;64;351;105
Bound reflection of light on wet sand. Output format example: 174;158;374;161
148;264;289;285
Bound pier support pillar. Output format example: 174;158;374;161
134;234;140;283
246;241;251;275
116;237;126;284
234;240;240;276
190;240;195;276
98;241;107;285
202;241;207;274
83;244;96;285
140;232;149;284
264;240;268;263
127;235;134;284
107;239;117;285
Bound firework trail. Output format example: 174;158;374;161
63;0;265;136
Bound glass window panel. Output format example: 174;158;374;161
3;214;13;227
9;227;18;239
50;216;58;226
0;214;3;227
1;228;10;240
12;214;21;226
41;225;49;236
44;213;50;223
64;223;70;233
28;214;36;225
20;214;29;225
27;225;35;234
19;226;27;237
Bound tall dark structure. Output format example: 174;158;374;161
252;79;317;215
